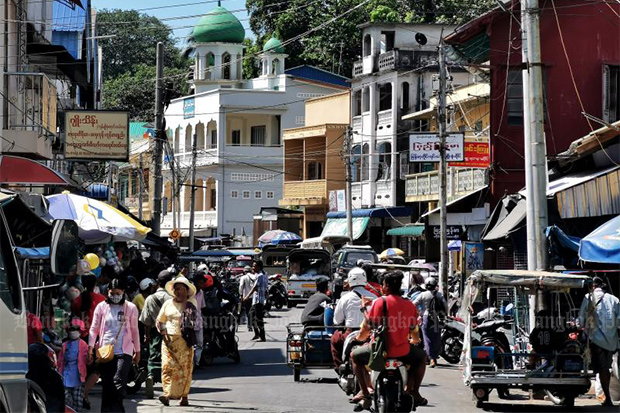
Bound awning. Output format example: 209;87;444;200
321;217;370;240
579;215;620;264
482;198;526;241
546;226;580;252
386;225;424;237
326;206;412;219
0;155;77;186
420;186;488;218
197;236;228;243
14;247;50;260
402;107;437;121
539;165;620;197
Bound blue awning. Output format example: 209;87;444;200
579;215;620;264
546;226;581;252
14;247;50;260
326;206;412;219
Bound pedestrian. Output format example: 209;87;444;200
578;276;620;407
59;319;88;412
243;260;269;341
238;265;254;331
88;278;141;412
156;276;199;406
301;279;331;326
413;277;448;367
193;271;207;367
351;271;427;411
139;270;173;398
133;278;156;313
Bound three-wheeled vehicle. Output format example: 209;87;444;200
460;270;593;408
286;248;332;307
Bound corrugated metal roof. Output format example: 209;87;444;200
52;1;86;32
285;65;350;88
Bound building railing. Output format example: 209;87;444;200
283;180;327;203
377;109;393;125
4;72;57;138
378;50;397;71
353;61;364;77
405;167;488;202
352;115;362;129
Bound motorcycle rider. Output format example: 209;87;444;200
351;271;427;411
330;268;375;370
413;277;448;368
301;279;331;326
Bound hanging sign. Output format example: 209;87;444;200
409;133;464;162
449;140;490;168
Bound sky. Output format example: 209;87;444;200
92;0;252;44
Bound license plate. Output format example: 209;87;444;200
301;283;315;288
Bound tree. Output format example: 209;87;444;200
97;9;188;80
102;64;189;121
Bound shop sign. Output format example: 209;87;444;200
64;111;129;160
450;141;490;168
409;133;464;162
183;97;195;119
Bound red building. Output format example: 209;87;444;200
446;0;620;207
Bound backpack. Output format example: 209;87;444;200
427;291;447;329
203;289;221;316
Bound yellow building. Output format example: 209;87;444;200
280;91;350;237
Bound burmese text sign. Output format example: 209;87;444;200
64;111;129;160
449;141;490;168
409;133;464;162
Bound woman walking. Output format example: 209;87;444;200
156;276;198;406
88;278;140;412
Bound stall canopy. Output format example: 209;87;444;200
482;197;526;241
326;206;412;219
579;215;620;264
257;230;302;247
386;225;424;237
14;247;50;260
321;217;369;240
0;155;78;187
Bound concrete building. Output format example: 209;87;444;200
163;5;347;243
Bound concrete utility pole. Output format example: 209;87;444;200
437;39;449;296
188;133;198;273
151;42;165;236
343;126;354;242
138;153;144;220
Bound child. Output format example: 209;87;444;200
58;319;88;412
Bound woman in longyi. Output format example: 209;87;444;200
156;276;199;406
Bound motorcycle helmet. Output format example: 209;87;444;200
197;263;208;273
346;267;367;287
204;274;214;288
425;277;438;290
139;278;156;292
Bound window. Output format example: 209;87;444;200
379;83;392;111
351;145;362;182
475;120;483;132
251;125;266;146
266;191;274;199
603;65;619;123
377;142;391;180
361;144;369;181
307;161;323;180
272;58;280;75
231;190;239;199
354;90;362;116
362;86;370;112
401;82;410;110
210;130;217;147
231;130;241;146
222;53;231;80
254;191;262;199
242;190;250;199
210;188;217;209
506;70;523;125
363;34;372;57
380;31;395;53
231;172;277;182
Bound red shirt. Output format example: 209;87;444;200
365;282;382;297
71;292;106;333
26;312;43;344
367;294;418;358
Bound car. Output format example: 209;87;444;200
331;245;378;299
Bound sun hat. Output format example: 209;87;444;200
346;267;368;287
165;276;197;298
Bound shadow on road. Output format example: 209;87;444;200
194;348;290;380
479;402;615;412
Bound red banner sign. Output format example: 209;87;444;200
449;141;490;168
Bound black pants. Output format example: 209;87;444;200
243;300;253;329
249;303;265;340
100;354;132;412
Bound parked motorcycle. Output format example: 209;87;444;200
265;274;287;312
202;299;241;364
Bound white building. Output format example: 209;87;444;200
349;23;470;210
163;5;347;243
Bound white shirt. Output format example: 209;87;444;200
239;274;253;298
578;288;620;352
333;286;376;328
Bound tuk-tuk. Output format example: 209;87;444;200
260;245;294;280
286;248;332;307
459;270;593;408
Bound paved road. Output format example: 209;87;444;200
89;305;607;412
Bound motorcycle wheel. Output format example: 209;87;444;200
293;367;301;382
229;349;241;363
275;301;284;310
374;377;399;413
441;333;463;364
27;388;46;413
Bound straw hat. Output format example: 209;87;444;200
165;276;197;299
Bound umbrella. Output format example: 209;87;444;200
579;215;620;264
379;248;405;259
47;193;151;245
257;230;302;247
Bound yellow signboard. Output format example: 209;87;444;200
64;111;130;160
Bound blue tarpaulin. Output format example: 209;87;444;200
579;215;620;264
546;226;581;252
14;247;50;260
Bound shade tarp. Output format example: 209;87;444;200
482;198;526;241
579;215;620;264
326;206;412;219
468;270;591;289
546;225;580;252
321;217;369;240
0;155;76;186
14;247;50;260
386;225;424;237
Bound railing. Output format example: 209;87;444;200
377;109;393;125
353;61;364;77
405;168;488;202
352;116;362;129
4;72;56;138
378;50;396;71
283;180;327;204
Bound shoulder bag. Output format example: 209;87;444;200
367;297;388;371
97;304;127;364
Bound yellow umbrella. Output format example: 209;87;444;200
379;248;405;259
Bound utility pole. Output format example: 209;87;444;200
188;133;198;273
152;42;165;236
138;153;144;220
437;39;449;297
343;126;353;242
107;162;113;202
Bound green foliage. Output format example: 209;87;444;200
242;38;261;79
103;64;189;121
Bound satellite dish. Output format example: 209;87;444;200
415;33;428;46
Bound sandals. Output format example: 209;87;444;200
353;397;372;412
413;397;428;408
158;396;169;406
180;397;189;406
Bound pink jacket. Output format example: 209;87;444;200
88;300;141;356
58;339;88;383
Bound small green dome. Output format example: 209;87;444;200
193;6;245;44
263;36;285;54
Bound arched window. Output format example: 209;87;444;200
164;181;172;212
354;90;362;116
222;53;231;80
236;54;242;78
362;86;370;112
361;144;369;181
195;179;204;211
206;52;214;79
379;83;392;111
195;122;205;149
363;34;372;57
307;161;323;180
377;142;392;180
184;125;192;152
401;82;410;110
184;179;191;211
351;145;362;182
195;52;200;79
174;127;180;153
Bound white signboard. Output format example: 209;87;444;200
409;133;464;162
65;111;129;160
336;189;346;212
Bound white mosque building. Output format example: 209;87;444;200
162;3;348;244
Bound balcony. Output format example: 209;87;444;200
281;180;328;206
353;61;363;78
405;168;488;202
377;109;393;125
378;49;415;72
352;115;362;129
2;72;57;159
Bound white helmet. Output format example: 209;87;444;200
346;267;367;287
139;278;156;292
196;263;208;272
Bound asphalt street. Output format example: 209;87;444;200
89;305;607;412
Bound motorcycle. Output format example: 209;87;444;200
371;359;413;413
202;298;241;364
337;330;360;396
265;274;287;312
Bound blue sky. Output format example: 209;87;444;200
92;0;251;43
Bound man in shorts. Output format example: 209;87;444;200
351;271;427;410
579;276;620;407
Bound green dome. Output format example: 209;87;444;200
193;6;245;44
263;36;285;54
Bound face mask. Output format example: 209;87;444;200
68;331;80;340
110;294;123;304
